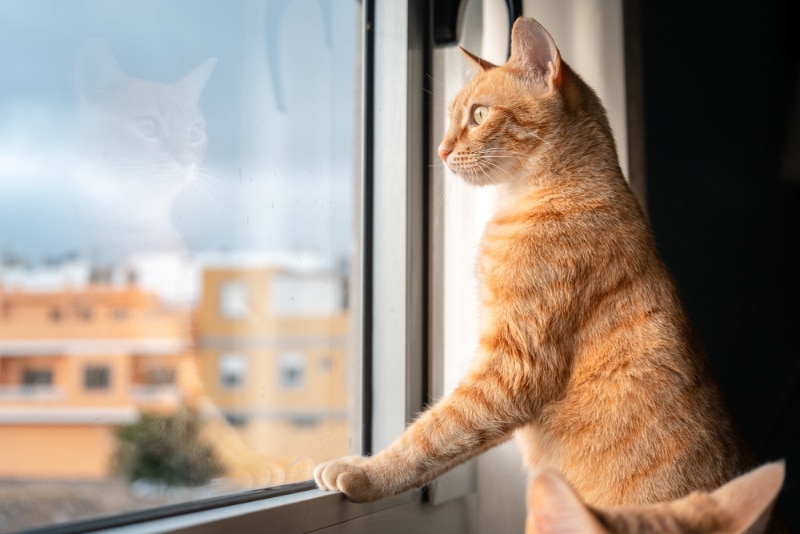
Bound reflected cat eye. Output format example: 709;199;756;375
134;115;162;139
187;122;205;144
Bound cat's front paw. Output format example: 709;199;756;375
313;456;384;503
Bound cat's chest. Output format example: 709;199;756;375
476;215;541;296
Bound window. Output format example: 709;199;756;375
22;369;53;387
278;352;307;390
84;365;111;390
271;272;344;316
319;355;333;372
219;353;247;390
145;365;176;386
219;280;249;320
0;0;362;530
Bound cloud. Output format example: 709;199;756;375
0;151;41;177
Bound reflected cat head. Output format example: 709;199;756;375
71;38;216;254
74;38;216;184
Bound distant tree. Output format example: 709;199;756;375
114;409;224;487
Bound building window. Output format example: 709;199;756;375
270;272;343;316
219;353;247;390
278;352;306;390
223;412;249;428
22;369;53;387
219;280;249;319
146;366;175;386
84;365;110;390
319;355;333;373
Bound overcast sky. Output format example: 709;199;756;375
0;0;359;264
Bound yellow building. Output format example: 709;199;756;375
0;257;352;485
194;263;351;469
0;282;195;479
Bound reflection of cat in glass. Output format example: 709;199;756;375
71;40;307;486
73;38;216;255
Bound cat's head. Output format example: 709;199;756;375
74;38;216;184
525;462;785;534
438;17;606;187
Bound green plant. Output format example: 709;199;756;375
114;409;224;487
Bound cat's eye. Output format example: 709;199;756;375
472;105;489;125
134;116;161;139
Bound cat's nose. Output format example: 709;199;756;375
438;142;453;162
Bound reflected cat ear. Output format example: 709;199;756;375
508;17;562;93
458;47;497;75
526;470;608;534
177;58;217;104
73;38;127;104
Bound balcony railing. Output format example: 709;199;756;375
128;385;182;405
0;385;65;401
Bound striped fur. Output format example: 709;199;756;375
315;16;752;508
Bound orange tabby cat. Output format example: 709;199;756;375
315;16;752;509
526;462;785;534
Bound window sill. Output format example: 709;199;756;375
90;486;420;534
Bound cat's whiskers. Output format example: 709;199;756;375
478;147;530;160
425;161;450;224
475;152;524;185
426;72;447;90
191;168;219;197
475;159;509;186
529;131;553;150
433;170;455;226
112;160;201;185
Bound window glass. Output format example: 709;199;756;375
219;353;248;390
219;280;249;319
271;272;345;316
22;369;54;387
278;352;307;390
0;0;361;530
84;365;111;390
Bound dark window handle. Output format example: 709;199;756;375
433;0;522;58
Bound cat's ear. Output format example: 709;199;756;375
711;461;785;534
525;470;608;534
458;47;497;75
177;58;217;104
507;17;562;93
73;38;127;104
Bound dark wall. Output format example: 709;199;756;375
638;0;799;527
